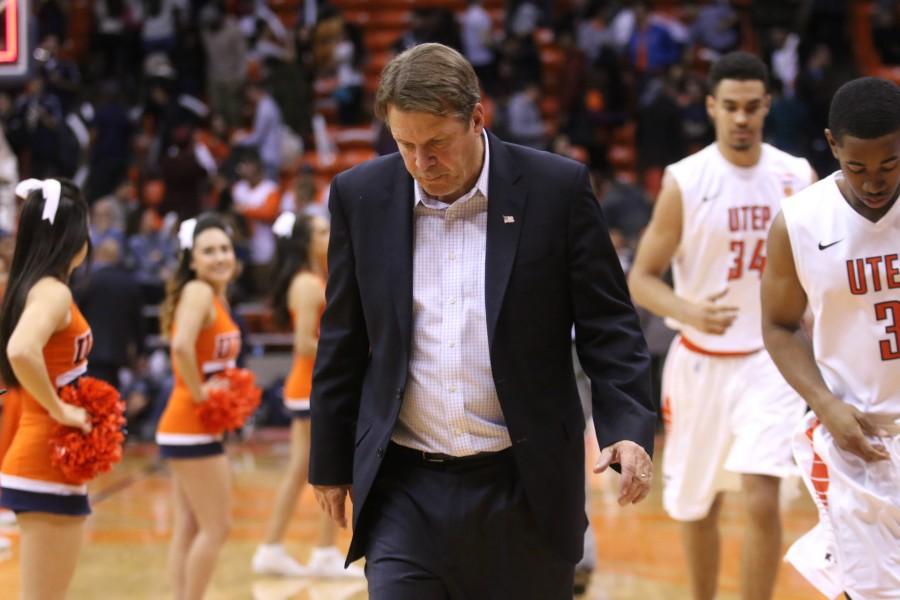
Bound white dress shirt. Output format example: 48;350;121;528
392;131;512;456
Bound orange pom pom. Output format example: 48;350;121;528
196;368;261;434
49;377;126;484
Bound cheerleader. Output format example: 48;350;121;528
156;214;241;599
0;179;93;599
252;212;361;577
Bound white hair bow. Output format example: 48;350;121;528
15;178;62;225
272;211;297;238
178;218;197;250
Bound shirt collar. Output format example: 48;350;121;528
414;129;490;209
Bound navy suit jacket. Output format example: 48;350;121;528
309;131;656;563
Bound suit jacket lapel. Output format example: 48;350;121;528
485;132;526;347
386;159;414;362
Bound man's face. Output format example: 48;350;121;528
707;79;770;153
388;104;485;203
827;129;900;219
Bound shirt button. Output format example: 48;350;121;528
449;252;456;261
449;341;456;348
376;447;384;458
449;297;457;305
448;384;457;392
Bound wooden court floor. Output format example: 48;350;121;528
0;430;823;599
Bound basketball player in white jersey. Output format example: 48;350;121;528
762;77;900;600
628;52;817;600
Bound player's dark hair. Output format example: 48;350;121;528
828;77;900;142
708;51;769;95
0;179;90;386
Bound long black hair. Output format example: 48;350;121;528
159;213;233;336
0;179;90;386
271;214;314;329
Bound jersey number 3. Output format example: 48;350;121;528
728;239;766;280
874;301;900;361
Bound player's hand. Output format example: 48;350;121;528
683;289;739;335
52;402;92;434
594;440;653;506
313;484;352;528
819;400;890;462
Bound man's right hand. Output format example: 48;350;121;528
818;400;890;462
682;289;739;335
313;484;353;528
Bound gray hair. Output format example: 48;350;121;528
374;43;481;124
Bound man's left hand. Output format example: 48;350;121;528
593;440;653;506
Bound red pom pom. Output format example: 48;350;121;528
195;368;262;434
49;377;126;484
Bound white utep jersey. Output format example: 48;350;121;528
782;172;900;415
666;143;813;352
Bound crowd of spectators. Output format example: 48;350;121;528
0;0;897;439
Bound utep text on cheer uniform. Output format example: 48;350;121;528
0;304;93;515
156;297;241;458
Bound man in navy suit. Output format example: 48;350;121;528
309;43;656;598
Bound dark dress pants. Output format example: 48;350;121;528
361;443;576;600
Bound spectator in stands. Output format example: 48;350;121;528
159;122;215;220
0;125;18;233
636;74;685;178
0;230;13;300
77;238;144;391
281;166;329;222
13;77;63;179
35;35;81;114
392;9;432;54
128;207;178;304
200;3;247;129
627;2;686;78
235;81;283;180
86;81;133;202
92;0;141;84
765;78;811;157
36;0;67;43
498;29;542;91
768;27;801;94
872;0;900;65
460;1;497;89
795;42;857;175
688;0;738;57
90;197;126;249
507;82;548;149
677;72;713;152
333;20;367;125
141;75;181;166
137;0;187;56
231;149;280;290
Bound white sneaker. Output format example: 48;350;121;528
306;546;364;578
252;544;308;577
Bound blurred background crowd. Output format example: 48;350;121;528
0;0;898;441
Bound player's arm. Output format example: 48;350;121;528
170;280;214;403
628;171;737;334
762;213;889;462
289;273;324;358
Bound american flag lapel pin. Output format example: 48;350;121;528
503;215;515;224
